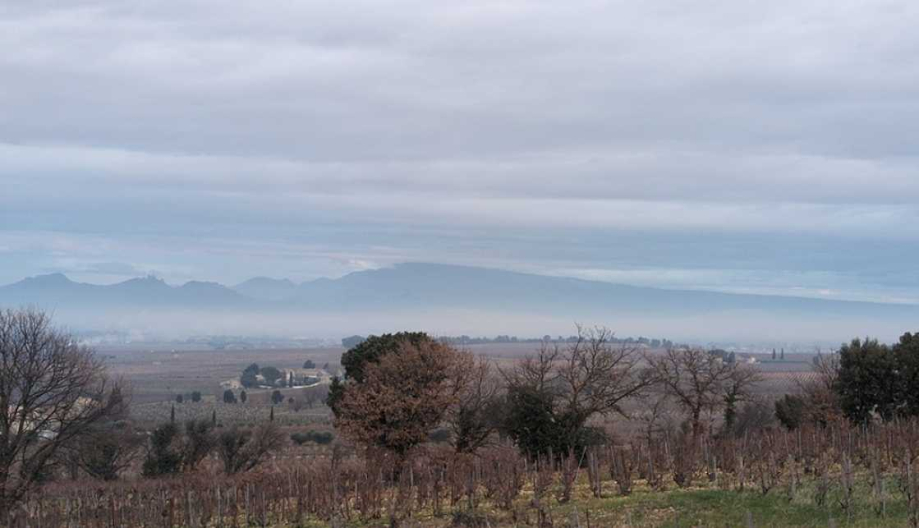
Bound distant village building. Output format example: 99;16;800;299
222;367;330;391
10;396;95;440
220;378;242;390
281;367;331;386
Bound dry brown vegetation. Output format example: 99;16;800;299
10;420;919;527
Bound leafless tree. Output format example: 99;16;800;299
503;338;560;394
634;390;678;445
722;364;763;434
505;325;654;417
447;355;501;453
302;384;328;409
648;347;758;444
555;326;656;420
217;423;285;474
0;309;125;515
500;326;656;452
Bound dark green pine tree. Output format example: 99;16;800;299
327;332;434;416
837;338;898;423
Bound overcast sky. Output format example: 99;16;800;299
3;0;919;303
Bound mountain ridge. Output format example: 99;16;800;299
2;262;916;311
3;263;918;341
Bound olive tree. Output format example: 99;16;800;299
69;416;142;481
141;419;216;477
217;424;285;474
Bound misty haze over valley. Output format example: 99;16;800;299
3;262;917;346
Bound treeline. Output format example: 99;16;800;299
341;333;676;349
447;334;676;348
330;329;919;466
142;419;284;477
328;329;756;462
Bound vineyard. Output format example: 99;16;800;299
2;315;910;527
130;395;332;430
13;420;919;527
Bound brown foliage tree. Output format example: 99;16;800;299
335;339;471;456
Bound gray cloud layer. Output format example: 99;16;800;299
3;1;919;304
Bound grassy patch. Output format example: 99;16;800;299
364;474;913;527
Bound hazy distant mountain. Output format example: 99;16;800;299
2;263;919;342
0;273;247;310
289;263;919;319
232;277;298;301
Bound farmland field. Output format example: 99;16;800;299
101;345;343;402
102;342;819;405
101;342;819;429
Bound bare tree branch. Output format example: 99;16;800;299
0;309;125;514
